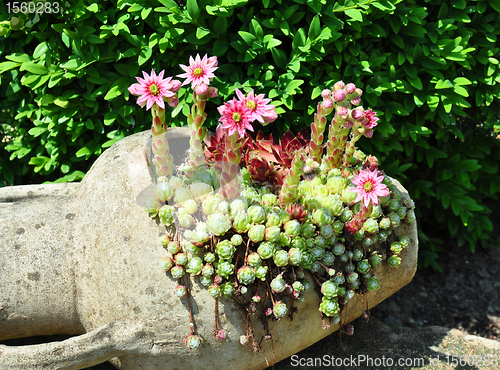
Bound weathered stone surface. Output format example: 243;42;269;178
0;127;418;370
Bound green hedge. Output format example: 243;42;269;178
1;0;500;267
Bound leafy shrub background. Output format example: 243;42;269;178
1;0;500;267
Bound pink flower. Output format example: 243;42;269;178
128;70;177;110
362;109;379;129
218;98;253;138
351;169;389;207
178;54;218;88
235;88;276;126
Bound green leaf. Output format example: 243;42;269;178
33;42;48;59
138;48;153;66
196;27;211;39
213;40;228;55
454;86;468;97
345;8;363;22
20;62;48;75
308;15;321;40
28;127;47;137
239;31;256;45
104;85;122;101
285;80;304;94
87;3;99;12
104;111;119;125
187;0;200;21
267;38;282;49
213;17;227;36
271;48;287;68
407;77;422;90
435;79;454;89
0;61;21;74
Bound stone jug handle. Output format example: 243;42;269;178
0;319;178;370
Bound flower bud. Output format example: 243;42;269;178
322;89;332;98
195;83;209;96
322;98;334;112
263;108;278;125
351;107;365;121
170;79;181;92
333;81;345;90
333;89;346;102
165;96;178;108
345;83;356;94
207;86;218;98
336;105;348;117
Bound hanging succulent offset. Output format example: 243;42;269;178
128;54;416;352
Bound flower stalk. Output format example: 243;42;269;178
279;150;305;204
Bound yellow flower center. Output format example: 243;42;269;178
193;67;203;77
149;83;159;96
364;181;374;192
232;112;242;122
246;100;256;110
